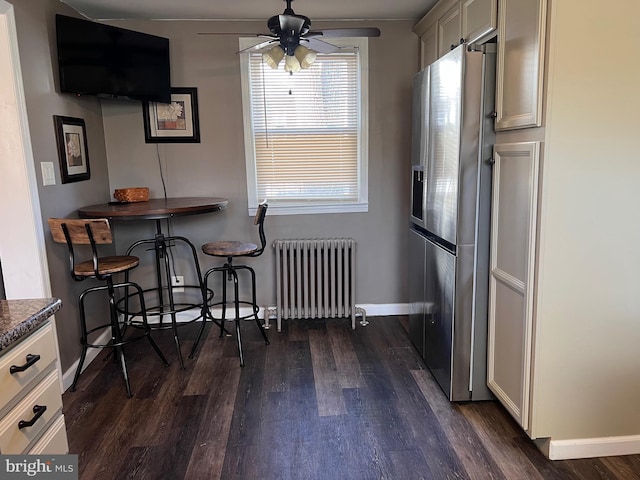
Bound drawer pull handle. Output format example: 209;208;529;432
18;405;47;429
10;353;41;374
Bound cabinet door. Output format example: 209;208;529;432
495;0;547;130
487;142;540;430
461;0;497;44
420;23;438;69
437;3;462;58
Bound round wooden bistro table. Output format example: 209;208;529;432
78;197;229;367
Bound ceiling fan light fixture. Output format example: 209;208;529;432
284;54;301;73
263;45;285;69
294;45;316;69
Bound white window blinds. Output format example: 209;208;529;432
240;38;368;215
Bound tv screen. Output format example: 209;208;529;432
56;14;171;103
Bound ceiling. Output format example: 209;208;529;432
60;0;438;22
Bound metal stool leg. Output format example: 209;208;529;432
161;246;184;369
130;282;169;366
219;267;228;338
230;268;244;367
189;292;209;359
190;267;215;358
189;266;231;358
237;265;270;345
108;279;132;397
71;289;91;392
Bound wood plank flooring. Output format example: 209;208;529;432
63;317;640;480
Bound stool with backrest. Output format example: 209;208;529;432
191;203;270;365
48;218;168;397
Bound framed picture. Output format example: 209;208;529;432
142;87;201;143
54;116;90;183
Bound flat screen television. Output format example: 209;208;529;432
56;14;171;103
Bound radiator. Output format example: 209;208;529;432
267;238;367;332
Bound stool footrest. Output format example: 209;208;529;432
116;285;213;318
205;300;260;322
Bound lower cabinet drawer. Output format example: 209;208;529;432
28;414;68;455
0;323;57;412
0;371;62;454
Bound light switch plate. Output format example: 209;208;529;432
41;162;55;186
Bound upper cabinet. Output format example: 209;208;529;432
420;24;438;70
438;3;463;57
462;0;498;44
415;0;546;132
415;0;497;69
495;0;547;130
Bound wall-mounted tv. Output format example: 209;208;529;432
56;14;171;103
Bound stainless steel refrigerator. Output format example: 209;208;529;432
408;43;495;401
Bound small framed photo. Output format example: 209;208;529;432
142;87;201;143
54;115;90;183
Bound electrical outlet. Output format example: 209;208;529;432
171;275;184;293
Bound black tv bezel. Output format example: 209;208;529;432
55;14;171;103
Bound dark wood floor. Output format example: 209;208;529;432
63;316;640;480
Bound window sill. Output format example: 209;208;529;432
248;202;368;216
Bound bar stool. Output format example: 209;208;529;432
48;218;168;397
191;203;270;365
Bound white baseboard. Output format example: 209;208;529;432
540;435;640;460
61;303;409;392
358;303;410;316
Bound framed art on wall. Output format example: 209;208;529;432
54;115;90;183
142;87;201;143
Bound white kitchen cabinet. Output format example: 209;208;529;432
495;0;547;130
461;0;498;44
487;141;540;430
415;0;497;65
419;23;438;70
0;321;68;454
437;3;462;57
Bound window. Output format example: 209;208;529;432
239;38;369;215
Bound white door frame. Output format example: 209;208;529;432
0;0;51;299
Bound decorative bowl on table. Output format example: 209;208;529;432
113;187;149;203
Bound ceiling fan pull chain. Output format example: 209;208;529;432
261;62;271;148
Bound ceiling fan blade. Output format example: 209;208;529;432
279;14;305;33
305;27;381;38
197;32;265;36
236;39;278;54
303;37;341;54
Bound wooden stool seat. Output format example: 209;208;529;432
202;241;258;257
74;255;140;277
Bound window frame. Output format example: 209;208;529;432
239;37;369;216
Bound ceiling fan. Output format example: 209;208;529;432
200;0;380;72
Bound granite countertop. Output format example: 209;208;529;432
0;298;62;352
